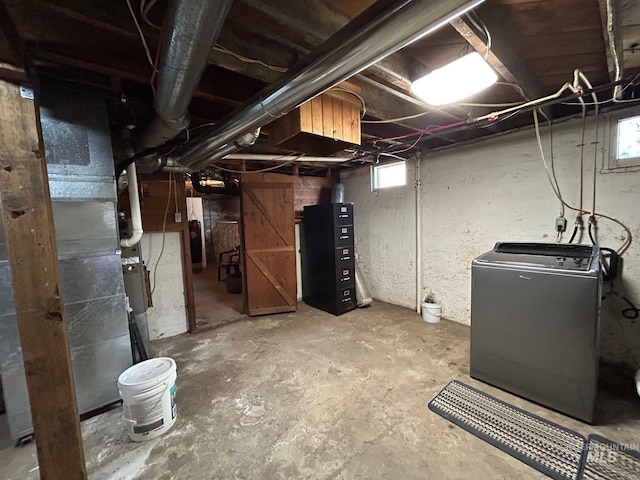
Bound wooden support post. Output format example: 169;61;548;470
0;81;87;479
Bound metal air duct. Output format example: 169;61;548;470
177;0;486;170
137;0;234;150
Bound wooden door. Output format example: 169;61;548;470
240;172;297;316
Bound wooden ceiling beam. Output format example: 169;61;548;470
236;0;422;96
450;13;552;117
33;51;246;108
597;0;624;83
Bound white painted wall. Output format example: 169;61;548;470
141;232;188;340
343;162;417;309
343;109;640;369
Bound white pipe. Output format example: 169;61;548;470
415;154;422;314
120;162;144;247
222;153;355;163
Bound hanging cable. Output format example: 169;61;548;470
533;109;564;216
213;44;288;73
126;0;157;71
361;111;430;124
330;86;367;119
568;226;578;243
140;0;160;30
576;71;600;219
150;172;173;296
533;103;632;254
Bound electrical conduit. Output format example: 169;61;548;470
415;154;422;314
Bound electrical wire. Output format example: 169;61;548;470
205;154;305;174
576;71;600;219
213;44;288;73
330;86;367;119
361;111;430;124
477;110;520;128
150;172;173;296
577;96;587;216
388;130;427;155
137;1;291;76
149;36;162;97
140;0;160;30
208;161;295;174
189;122;217;132
533;109;564;217
466;14;491;61
173;172;179;214
568;226;578;243
455;101;526;107
125;0;157;71
533;102;633;254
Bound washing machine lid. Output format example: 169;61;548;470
474;242;599;272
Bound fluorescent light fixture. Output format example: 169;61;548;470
410;52;498;105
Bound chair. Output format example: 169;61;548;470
218;246;241;281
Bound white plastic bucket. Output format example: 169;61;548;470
117;357;177;442
635;369;640;398
421;302;442;323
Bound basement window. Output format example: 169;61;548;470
609;113;640;169
372;161;406;190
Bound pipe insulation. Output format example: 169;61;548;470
138;0;235;150
176;0;486;168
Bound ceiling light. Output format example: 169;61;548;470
410;52;498;105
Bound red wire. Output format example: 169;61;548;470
368;120;467;145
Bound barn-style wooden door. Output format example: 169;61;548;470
240;172;297;316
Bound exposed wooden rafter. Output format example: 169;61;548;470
597;0;624;83
450;13;552;117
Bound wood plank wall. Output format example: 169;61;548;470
294;175;338;220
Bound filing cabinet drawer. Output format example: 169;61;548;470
334;203;353;225
337;266;355;288
335;246;354;267
337;287;356;309
334;225;354;246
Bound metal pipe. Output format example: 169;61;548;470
187;128;260;171
224;154;354;163
138;0;234;150
415;153;422;314
177;0;486;168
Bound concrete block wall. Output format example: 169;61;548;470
342;109;640;369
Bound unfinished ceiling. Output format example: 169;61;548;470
1;0;639;174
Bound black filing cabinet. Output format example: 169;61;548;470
301;203;356;315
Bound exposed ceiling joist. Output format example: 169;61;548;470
597;0;624;84
450;13;552;117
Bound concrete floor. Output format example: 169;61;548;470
1;301;639;479
193;266;245;332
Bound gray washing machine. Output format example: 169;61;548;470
471;242;601;423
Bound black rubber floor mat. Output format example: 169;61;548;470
578;434;640;480
428;380;586;480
